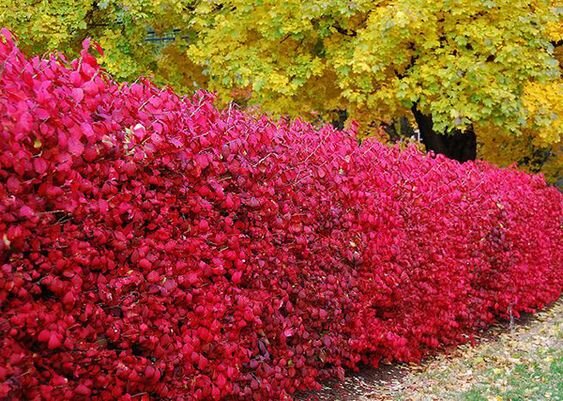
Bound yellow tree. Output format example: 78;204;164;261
1;0;561;169
477;15;562;180
0;0;205;90
187;0;561;163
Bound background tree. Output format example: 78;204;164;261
1;0;561;176
0;0;205;90
478;79;562;179
187;0;561;164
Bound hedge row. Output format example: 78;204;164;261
0;30;561;400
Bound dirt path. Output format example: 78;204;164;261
299;300;562;401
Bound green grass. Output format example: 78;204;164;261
386;301;563;401
462;351;563;401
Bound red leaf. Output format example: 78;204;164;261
68;137;84;156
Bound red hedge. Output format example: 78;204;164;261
0;29;561;400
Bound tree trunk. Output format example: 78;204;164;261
331;109;348;130
411;105;477;162
383;116;416;142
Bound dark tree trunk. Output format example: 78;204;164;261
411;105;477;162
331;109;348;130
383;116;416;142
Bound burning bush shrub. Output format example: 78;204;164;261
0;29;561;400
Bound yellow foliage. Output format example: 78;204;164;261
0;0;203;92
478;77;562;182
522;80;563;146
478;127;562;182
